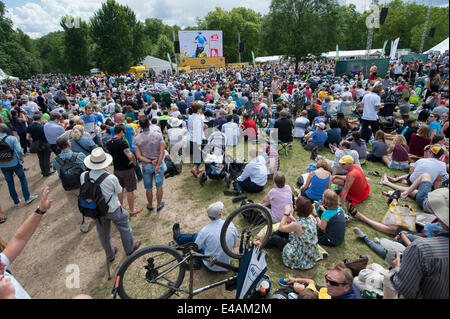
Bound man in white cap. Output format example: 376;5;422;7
390;187;448;299
172;201;238;271
303;121;328;151
81;147;141;262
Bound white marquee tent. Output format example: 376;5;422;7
426;37;449;54
321;49;382;59
140;56;177;74
0;68;19;82
254;55;284;63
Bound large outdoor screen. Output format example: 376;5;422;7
178;30;223;58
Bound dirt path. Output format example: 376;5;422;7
0;151;233;299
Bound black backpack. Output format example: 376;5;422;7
55;153;84;191
0;136;14;162
78;172;112;221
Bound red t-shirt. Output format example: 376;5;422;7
241;119;258;137
345;165;370;205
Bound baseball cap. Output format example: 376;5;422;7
207;202;224;219
430;145;444;158
339;155;354;164
428;188;449;227
317;122;326;130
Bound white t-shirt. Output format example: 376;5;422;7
80;170;122;213
293;116;309;138
361;92;381;121
410;158;447;184
0;253;31;299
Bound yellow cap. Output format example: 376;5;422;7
339;155;354;164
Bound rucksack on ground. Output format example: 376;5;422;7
55;152;84;191
0;136;14;162
78;172;112;221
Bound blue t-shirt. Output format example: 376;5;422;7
429;121;442;136
311;130;328;145
371;140;388;157
81;114;97;134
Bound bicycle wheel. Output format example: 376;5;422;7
116;245;186;299
220;203;273;260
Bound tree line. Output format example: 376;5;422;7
0;0;448;78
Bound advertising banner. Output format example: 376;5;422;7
178;30;223;58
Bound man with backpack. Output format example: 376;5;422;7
0;124;39;207
105;125;143;217
79;147;141;262
52;136;92;233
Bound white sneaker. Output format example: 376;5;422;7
25;195;39;205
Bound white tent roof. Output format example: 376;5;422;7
140;56;177;74
426;38;449;54
255;55;284;63
322;49;382;59
0;68;19;81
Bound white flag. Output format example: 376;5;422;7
390;37;400;61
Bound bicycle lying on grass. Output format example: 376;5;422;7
112;203;273;299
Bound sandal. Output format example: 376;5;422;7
387;190;401;206
0;216;7;224
130;207;143;217
348;205;358;218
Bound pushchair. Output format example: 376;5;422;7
199;131;246;187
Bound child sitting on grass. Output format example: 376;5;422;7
313;189;346;247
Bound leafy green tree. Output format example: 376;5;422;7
61;16;90;74
196;7;263;63
34;31;66;73
0;1;42;78
89;0;147;74
261;0;340;71
152;33;175;62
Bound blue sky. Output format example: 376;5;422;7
3;0;449;39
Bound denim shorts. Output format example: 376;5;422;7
142;163;166;189
388;160;409;170
415;181;433;210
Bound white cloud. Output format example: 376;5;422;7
6;0;272;38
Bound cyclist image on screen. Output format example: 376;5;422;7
194;32;208;57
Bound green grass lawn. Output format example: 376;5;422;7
94;120;425;299
178;137;422;293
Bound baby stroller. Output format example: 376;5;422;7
199;131;246;187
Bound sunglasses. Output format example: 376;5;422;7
325;275;347;287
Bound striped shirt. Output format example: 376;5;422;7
390;231;449;299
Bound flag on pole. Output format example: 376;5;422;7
251;51;256;65
335;44;339;61
167;53;173;71
390;37;400;61
381;40;388;57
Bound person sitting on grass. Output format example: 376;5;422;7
303;122;328;151
261;172;293;223
300;159;332;203
312;189;346;247
367;130;388;163
385;135;409;171
331;140;361;175
171;202;238;272
279;262;361;299
346;130;367;165
325;119;341;153
332;155;370;208
263;198;318;270
408;124;431;159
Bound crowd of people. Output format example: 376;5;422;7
0;52;449;299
